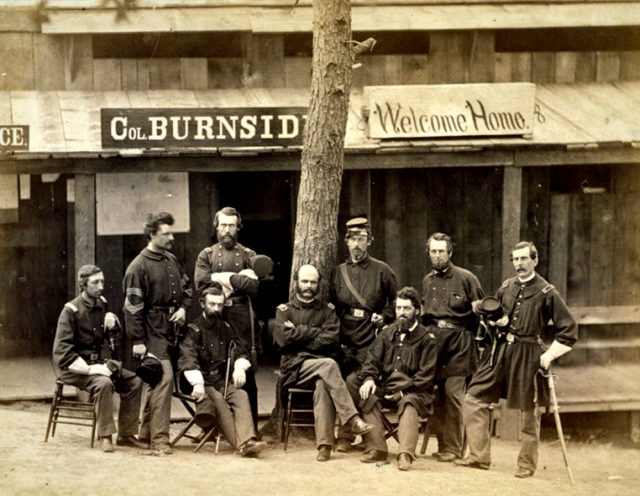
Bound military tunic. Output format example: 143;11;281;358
193;242;258;296
332;255;398;362
123;247;193;360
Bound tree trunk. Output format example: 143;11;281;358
290;0;353;299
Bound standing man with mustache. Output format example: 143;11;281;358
457;241;577;478
194;206;260;428
331;216;398;452
421;232;484;463
123;212;193;455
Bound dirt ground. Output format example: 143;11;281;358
1;402;638;496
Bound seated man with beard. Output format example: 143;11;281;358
358;287;438;471
179;286;266;456
274;264;373;462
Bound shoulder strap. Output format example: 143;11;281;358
339;264;368;309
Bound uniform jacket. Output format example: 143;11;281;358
359;321;438;417
273;297;340;389
53;294;110;371
178;313;248;390
123;247;193;359
422;262;484;378
194;242;258;296
331;255;398;354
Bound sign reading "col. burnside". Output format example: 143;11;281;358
101;108;307;148
365;83;536;139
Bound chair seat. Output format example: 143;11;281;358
44;379;98;448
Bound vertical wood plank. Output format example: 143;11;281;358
532;52;555;84
566;194;590;306
468;31;494;83
284;57;312;88
208;58;243;89
589;194;615;305
403;170;428;289
67;178;75;300
149;58;181;89
549;195;569;299
181;57;208;89
521;167;550;278
575;52;597;82
93;59;122;90
620;51;640;81
370;170;386;261
511;53;532;82
360;55;386;87
554;52;577;84
501;167;522;281
384;55;403;85
494;52;512;83
96;235;124;317
428;32;448;84
74;174;96;271
249;34;285;88
0;33;35;90
33;34;66;90
64;35;93;90
614;192;640;305
596;51;621;83
121;59;139;90
402;55;429;84
137;59;150;90
465;168;494;290
384;170;403;279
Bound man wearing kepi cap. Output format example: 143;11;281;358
421;232;484;463
53;264;143;453
331;215;398;452
179;286;266;456
123;212;193;455
194;206;263;428
457;241;577;478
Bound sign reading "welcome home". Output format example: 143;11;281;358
101;108;307;148
364;83;536;139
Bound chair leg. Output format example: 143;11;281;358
420;421;431;455
195;426;218;453
90;407;97;449
283;391;294;451
170;417;197;448
44;384;61;443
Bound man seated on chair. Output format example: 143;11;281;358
274;264;373;462
52;264;143;453
357;286;438;471
178;285;266;457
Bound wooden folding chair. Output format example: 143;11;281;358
44;379;97;447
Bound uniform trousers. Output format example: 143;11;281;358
336;369;363;443
139;359;173;447
431;375;466;457
296;358;359;448
61;370;142;438
205;384;255;448
362;401;420;460
463;393;541;472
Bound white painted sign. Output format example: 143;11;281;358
364;83;536;139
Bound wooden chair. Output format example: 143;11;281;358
282;387;315;451
44;379;97;447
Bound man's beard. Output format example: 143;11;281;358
205;310;223;320
398;316;414;330
350;248;365;261
217;231;237;249
296;286;317;300
430;257;449;271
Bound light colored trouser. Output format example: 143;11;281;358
205;384;255;448
296;358;359;448
139;359;173;447
362;402;420;459
432;376;466;457
464;393;541;472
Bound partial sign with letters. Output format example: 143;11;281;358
101;108;307;149
0;125;29;151
364;83;536;139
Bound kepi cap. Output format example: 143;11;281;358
345;215;371;238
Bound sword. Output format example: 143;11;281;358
215;340;236;454
538;368;575;485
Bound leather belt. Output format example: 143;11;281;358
505;332;542;345
150;305;176;314
434;319;465;330
349;308;370;319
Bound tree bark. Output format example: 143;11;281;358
290;0;353;299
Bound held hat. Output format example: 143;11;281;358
475;296;503;321
345;215;371;238
135;353;163;388
249;254;274;279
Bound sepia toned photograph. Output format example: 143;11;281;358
0;1;638;495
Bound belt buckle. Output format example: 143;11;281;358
437;320;447;329
224;300;233;307
90;352;99;362
506;332;515;344
353;309;365;318
168;306;176;315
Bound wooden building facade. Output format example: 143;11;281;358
1;1;639;428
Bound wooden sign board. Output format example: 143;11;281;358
96;172;190;236
101;108;307;149
0;125;29;151
364;83;536;139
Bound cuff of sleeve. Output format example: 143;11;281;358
547;340;572;359
234;357;252;372
184;369;205;386
67;356;90;374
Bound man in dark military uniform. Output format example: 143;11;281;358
421;232;484;462
53;265;143;453
179;286;266;456
331;216;398;452
274;264;373;462
123;212;193;455
194;206;260;427
457;241;577;478
358;286;438;471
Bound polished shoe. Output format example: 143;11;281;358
100;436;114;453
116;435;149;449
436;452;458;463
152;443;173;455
348;416;373;436
397;453;412;471
360;449;388;463
454;457;489;470
514;467;534;478
316;445;331;462
237;438;267;457
335;438;353;453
